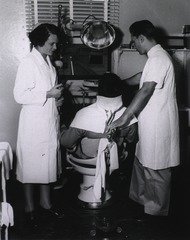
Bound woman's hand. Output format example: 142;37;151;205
46;84;64;99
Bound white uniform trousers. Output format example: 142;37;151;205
129;157;171;216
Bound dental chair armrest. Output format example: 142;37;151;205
67;145;77;153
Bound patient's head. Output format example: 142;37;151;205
98;72;123;98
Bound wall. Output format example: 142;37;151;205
0;0;29;151
119;0;190;44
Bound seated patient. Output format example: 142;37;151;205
60;72;138;164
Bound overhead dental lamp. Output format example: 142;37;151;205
80;15;116;50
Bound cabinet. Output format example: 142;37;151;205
170;49;190;167
168;49;190;108
58;44;110;78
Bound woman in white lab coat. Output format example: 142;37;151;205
14;23;64;226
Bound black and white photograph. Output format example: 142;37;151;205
0;0;190;239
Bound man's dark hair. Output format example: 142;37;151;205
129;20;158;42
98;72;123;98
29;23;59;47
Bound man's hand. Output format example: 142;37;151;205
106;111;131;133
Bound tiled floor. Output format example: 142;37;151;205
5;155;190;240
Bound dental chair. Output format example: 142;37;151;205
66;137;119;209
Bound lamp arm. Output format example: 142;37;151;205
82;15;98;25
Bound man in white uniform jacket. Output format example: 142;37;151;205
107;20;180;216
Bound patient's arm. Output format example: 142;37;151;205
60;126;106;149
84;131;106;139
60;127;85;149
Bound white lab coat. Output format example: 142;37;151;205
136;45;180;170
14;48;59;183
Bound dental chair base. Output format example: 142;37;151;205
78;175;113;209
67;153;114;209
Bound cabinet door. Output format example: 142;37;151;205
168;49;190;108
185;50;190;108
169;50;190;167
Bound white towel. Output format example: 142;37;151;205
0;142;13;202
0;202;14;227
71;96;126;133
93;138;119;200
0;142;13;179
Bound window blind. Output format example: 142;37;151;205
25;0;120;33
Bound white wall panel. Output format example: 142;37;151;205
0;0;29;151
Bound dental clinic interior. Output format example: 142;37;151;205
1;0;190;239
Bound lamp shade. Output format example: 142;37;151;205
80;20;115;50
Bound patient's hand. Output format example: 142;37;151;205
104;127;117;142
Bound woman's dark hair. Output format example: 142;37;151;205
98;72;123;98
29;23;59;47
129;20;158;42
